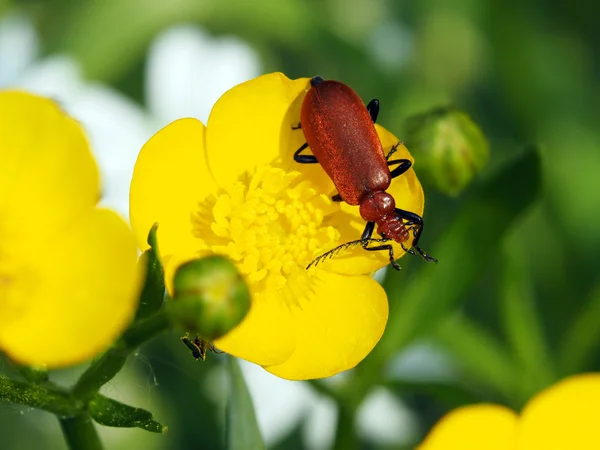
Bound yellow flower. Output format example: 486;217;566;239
418;373;600;450
130;73;424;380
0;91;141;368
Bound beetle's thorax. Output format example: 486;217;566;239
359;190;395;222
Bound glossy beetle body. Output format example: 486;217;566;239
294;76;436;270
300;80;389;206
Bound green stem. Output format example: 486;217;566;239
307;379;346;405
332;404;359;450
59;413;103;450
0;376;81;416
72;310;171;399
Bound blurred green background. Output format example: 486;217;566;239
1;0;599;448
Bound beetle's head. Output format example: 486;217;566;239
377;216;410;244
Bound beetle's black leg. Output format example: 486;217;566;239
331;194;343;202
400;242;417;256
395;208;423;243
361;221;375;240
359;221;400;269
387;159;412;178
207;342;224;355
361;241;400;270
366;99;380;123
394;208;437;263
294;142;319;164
292;122;302;130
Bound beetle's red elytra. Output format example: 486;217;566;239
294;76;437;270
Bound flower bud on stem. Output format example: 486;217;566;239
167;255;251;341
405;107;489;196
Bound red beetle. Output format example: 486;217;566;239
294;76;436;270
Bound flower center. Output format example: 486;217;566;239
192;166;340;295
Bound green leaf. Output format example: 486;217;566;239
135;223;166;321
89;395;167;433
558;282;600;374
499;242;555;403
432;315;518;405
377;148;542;358
51;0;314;82
387;379;484;409
226;357;265;450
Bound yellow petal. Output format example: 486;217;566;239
213;287;296;367
0;209;141;367
517;374;600;450
0;91;99;252
418;404;518;450
264;271;388;380
206;73;311;188
130;118;217;255
315;125;425;275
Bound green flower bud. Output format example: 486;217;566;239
405;107;489;196
167;255;251;341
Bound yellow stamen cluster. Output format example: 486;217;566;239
192;166;340;295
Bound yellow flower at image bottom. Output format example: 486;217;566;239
418;374;600;450
130;73;425;380
0;91;141;368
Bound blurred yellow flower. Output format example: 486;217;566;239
130;73;424;380
418;373;600;450
0;91;141;368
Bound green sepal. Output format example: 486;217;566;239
135;223;166;321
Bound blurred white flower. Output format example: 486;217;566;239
302;394;337;450
240;360;320;445
0;13;37;86
146;25;261;127
387;340;459;382
356;387;418;447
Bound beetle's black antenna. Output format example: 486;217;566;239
307;238;392;269
406;225;438;263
